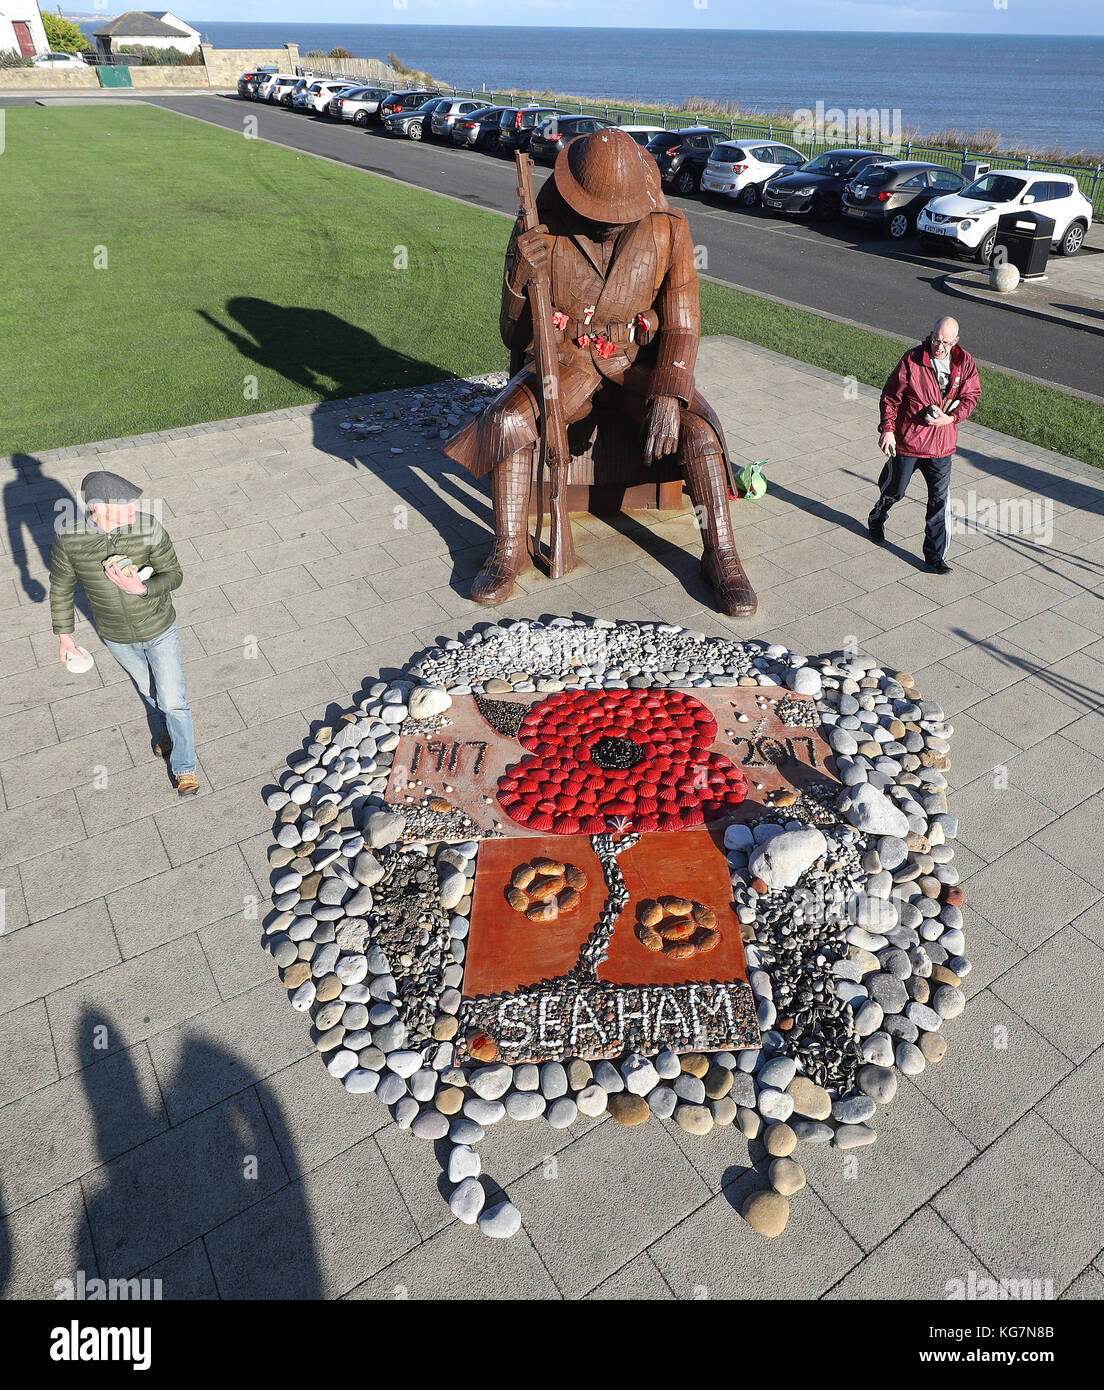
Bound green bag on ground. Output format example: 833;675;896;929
737;460;768;499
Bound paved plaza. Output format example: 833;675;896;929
1;336;1101;1299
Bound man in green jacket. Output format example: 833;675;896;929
50;470;198;797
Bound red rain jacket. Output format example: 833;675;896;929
879;339;981;458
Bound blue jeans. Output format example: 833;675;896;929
869;454;953;564
102;623;196;776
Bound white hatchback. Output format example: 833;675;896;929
918;169;1093;262
701;140;807;206
295;80;357;115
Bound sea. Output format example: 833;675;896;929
159;24;1104;156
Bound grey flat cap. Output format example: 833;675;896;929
81;470;143;505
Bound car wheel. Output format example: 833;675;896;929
675;166;699;196
975;229;996;264
813;192;840;220
487;133;500;152
1059;221;1086;256
887;212;911;240
281;95;292;108
407;123;423;141
740;183;760;208
353;110;369;126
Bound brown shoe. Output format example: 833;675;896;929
155;735;172;760
471;543;525;606
176;773;199;797
702;548;758;617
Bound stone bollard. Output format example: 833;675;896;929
989;262;1020;293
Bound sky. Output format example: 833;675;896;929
69;1;1104;35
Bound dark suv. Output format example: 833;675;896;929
842;161;967;239
528;114;617;164
379;89;440;119
498;105;560;154
645;127;726;196
238;68;277;100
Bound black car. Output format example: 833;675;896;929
762;149;895;220
644;127;726;196
842;161;967;239
238;68;277;100
528;114;617;164
378;89;440;119
382;96;448;141
498;105;560;154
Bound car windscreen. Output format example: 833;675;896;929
645;133;680;151
857;167;895;185
961;174;1027;202
803;153;861;174
711;145;745;161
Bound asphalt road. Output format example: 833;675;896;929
137;93;1103;398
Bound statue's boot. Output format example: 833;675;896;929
472;449;530;605
685;451;758;617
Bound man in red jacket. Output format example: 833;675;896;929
868;317;981;573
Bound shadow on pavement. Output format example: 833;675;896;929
77;1008;324;1299
3;455;93;620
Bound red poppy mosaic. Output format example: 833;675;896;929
495;690;750;836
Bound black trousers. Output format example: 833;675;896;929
869;453;953;563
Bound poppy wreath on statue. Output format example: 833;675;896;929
495;689;749;835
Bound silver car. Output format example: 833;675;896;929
429;98;484;141
326;85;390;125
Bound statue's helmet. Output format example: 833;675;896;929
553;127;659;224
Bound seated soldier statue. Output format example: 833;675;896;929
443;127;757;616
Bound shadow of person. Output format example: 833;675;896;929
4;454;93;615
79;1009;323;1299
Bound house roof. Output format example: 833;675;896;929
92;12;193;38
146;11;199;31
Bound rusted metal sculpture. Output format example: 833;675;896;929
444;127;757;616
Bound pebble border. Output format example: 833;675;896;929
263;617;965;1241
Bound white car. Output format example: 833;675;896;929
259;73;298;104
32;51;87;67
294;80;357;115
701;139;807;206
918;168;1093;262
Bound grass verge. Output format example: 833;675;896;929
2;103;1100;471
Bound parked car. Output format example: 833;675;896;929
325;85;390;124
379;89;440;119
32;50;87;67
701;140;806;206
450;106;510;151
498;106;561;155
294;79;357;115
239;67;277;99
429;97;487;141
618;125;667;147
918;168;1093;262
259;73;299;105
382;96;449;141
528;114;618;164
843;161;966;239
762;149;895;220
645;127;726;195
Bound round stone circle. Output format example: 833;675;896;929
263;618;966;1240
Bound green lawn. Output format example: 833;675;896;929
3;104;1101;470
0;105;505;453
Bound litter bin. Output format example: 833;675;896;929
994;209;1054;279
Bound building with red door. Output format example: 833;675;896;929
1;3;49;58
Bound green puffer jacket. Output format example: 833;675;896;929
50;515;183;643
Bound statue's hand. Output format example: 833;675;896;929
515;225;552;283
644;395;680;465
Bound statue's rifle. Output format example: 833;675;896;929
515;152;576;579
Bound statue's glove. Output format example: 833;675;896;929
644;395;680;466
